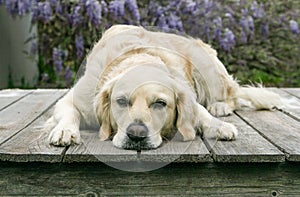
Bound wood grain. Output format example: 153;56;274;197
204;114;285;162
141;136;212;162
0;89;32;111
269;88;300;121
0;89;67;145
236;110;300;161
0;162;299;196
283;88;300;99
0;88;299;163
0;108;66;162
64;130;138;162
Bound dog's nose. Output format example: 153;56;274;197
126;122;148;142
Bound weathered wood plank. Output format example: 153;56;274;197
66;133;212;163
269;88;300;121
141;136;212;162
204;114;285;162
1;163;299;196
236;110;300;161
283;88;300;99
0;108;66;162
0;89;32;111
0;89;67;145
64;130;137;162
0;88;299;164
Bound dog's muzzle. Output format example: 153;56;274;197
122;121;157;150
126;122;148;142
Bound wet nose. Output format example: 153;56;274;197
126;122;148;142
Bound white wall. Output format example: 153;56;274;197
0;6;38;89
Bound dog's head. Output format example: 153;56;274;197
94;64;199;150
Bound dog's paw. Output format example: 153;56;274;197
216;122;238;141
48;125;81;146
207;102;233;117
203;121;238;141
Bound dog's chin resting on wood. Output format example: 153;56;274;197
46;25;283;150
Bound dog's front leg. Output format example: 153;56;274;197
47;90;81;146
196;104;238;140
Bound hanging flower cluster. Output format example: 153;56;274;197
1;0;299;87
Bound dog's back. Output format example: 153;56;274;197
86;25;238;106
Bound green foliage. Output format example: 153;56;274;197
33;0;300;87
214;0;300;87
2;0;299;87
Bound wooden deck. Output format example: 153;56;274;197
0;88;300;163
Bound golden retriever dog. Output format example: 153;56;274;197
46;25;282;150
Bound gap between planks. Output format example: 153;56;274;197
1;88;299;163
203;113;284;162
0;89;68;146
0;89;33;111
0;90;69;162
282;88;300;99
269;88;300;122
236;111;300;161
64;130;212;163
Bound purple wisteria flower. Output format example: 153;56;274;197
4;0;32;17
167;13;184;31
4;0;19;16
101;0;108;15
213;17;222;40
289;20;300;35
183;0;197;14
240;16;255;33
81;0;102;26
71;5;83;27
225;12;233;20
157;15;168;30
241;8;249;16
64;66;73;85
109;0;125;18
213;16;222;27
219;28;235;52
157;13;184;32
125;0;140;22
75;34;85;59
17;0;31;16
32;1;53;23
49;0;59;7
204;0;213;13
52;47;64;74
168;0;182;11
1;0;299;87
261;23;269;37
250;1;264;18
203;24;211;39
51;0;63;15
240;30;247;44
149;1;164;18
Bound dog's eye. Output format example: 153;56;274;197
116;97;130;107
151;99;167;109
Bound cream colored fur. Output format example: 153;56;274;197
46;25;283;148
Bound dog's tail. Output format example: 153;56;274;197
236;86;284;111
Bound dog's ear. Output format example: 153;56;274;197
94;85;113;141
173;80;200;141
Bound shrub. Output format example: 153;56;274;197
1;0;299;87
